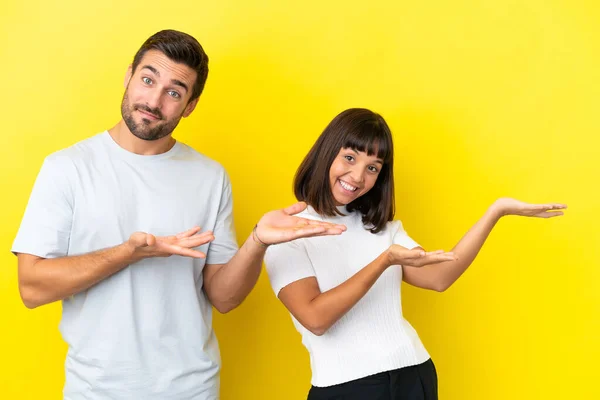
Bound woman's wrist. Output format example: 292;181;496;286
489;200;507;219
382;248;395;269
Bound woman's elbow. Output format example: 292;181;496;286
432;285;447;293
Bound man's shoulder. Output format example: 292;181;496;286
43;132;106;168
176;143;228;175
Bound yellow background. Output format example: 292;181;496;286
1;1;598;399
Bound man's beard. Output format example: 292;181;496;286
121;92;183;141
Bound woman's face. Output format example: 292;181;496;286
329;147;383;206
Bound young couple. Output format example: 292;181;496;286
13;29;565;400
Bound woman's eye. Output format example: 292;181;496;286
368;166;379;173
344;155;354;162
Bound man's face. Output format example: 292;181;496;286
121;50;198;141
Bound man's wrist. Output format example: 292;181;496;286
251;224;270;248
122;241;143;263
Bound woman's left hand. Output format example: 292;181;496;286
492;197;567;218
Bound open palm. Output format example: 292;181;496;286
128;226;214;259
256;202;346;245
494;197;567;218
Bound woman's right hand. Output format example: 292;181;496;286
385;244;457;268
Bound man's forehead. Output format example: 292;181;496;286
136;50;197;85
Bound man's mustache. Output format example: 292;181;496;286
134;104;163;120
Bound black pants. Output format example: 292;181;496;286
307;359;438;400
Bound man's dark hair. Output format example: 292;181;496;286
132;30;209;101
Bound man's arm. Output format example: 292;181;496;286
202;202;346;313
17;228;213;309
202;235;266;314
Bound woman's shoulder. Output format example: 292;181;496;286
301;205;353;224
363;218;405;233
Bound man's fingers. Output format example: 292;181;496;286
160;243;207;258
176;226;202;239
178;232;215;247
155;231;214;251
175;248;207;258
146;234;156;247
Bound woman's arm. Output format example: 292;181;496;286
278;247;455;335
402;198;566;292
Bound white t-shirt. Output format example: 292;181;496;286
264;206;430;387
12;131;239;400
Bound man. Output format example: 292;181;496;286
12;29;344;399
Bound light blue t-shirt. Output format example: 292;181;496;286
12;131;239;399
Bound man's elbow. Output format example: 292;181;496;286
214;304;235;314
212;298;243;314
303;317;330;336
19;284;44;309
307;326;327;336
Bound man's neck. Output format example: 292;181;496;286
107;120;176;155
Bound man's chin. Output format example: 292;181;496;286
135;133;162;141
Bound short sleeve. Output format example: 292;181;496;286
264;240;316;297
205;172;239;264
392;220;420;250
12;155;75;258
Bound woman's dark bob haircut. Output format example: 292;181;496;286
294;108;395;233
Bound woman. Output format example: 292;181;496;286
261;108;566;399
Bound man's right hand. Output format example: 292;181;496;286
127;227;214;260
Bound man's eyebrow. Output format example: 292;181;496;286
140;65;188;92
170;79;189;92
141;65;159;76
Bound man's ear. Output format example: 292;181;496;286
183;98;199;118
124;65;133;88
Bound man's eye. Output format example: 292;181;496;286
142;77;152;84
168;91;181;98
